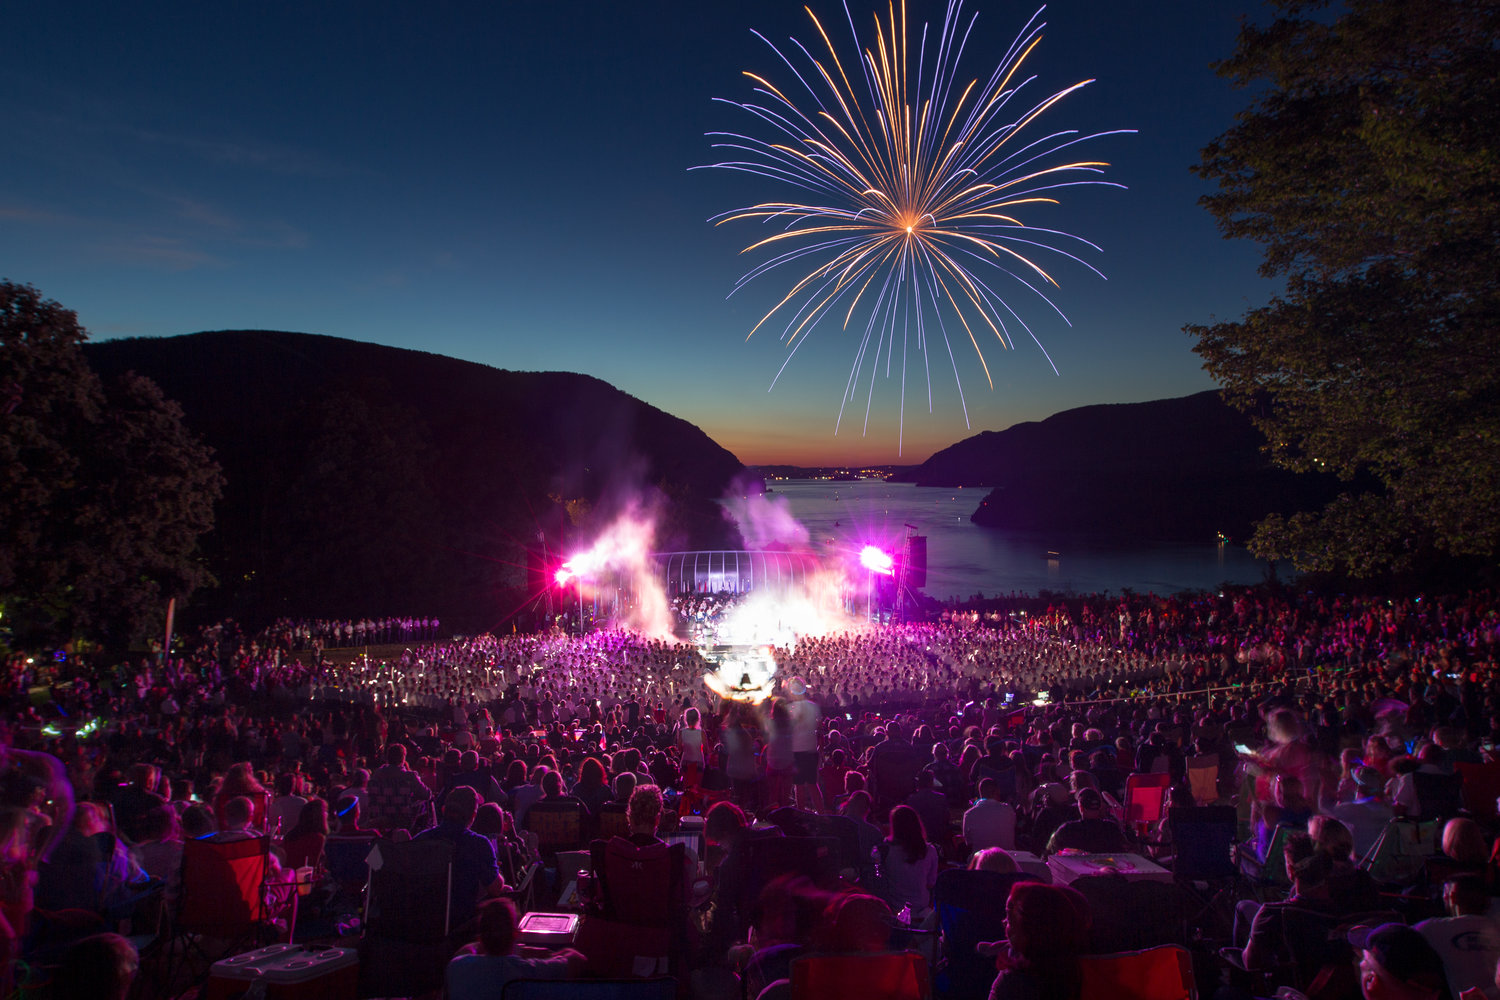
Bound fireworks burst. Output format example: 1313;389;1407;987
700;1;1132;451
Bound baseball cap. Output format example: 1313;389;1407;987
1348;923;1446;991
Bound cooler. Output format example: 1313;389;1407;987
204;943;359;1000
517;911;580;946
1006;850;1054;883
1046;852;1172;884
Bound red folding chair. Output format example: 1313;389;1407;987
1124;773;1171;838
1080;944;1196;1000
789;951;930;1000
166;835;275;987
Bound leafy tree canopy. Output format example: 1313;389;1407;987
1186;0;1500;576
0;282;223;648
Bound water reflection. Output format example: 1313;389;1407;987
737;479;1281;600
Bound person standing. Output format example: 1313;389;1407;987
678;708;706;790
786;678;824;813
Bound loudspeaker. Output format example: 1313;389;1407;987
904;535;927;589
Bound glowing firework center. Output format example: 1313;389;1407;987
700;644;779;702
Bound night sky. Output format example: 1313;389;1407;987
3;1;1273;465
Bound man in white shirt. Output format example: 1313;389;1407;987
1416;875;1500;1000
962;778;1017;853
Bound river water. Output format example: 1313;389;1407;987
765;478;1282;601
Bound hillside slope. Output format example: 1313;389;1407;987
86;331;748;630
893;391;1340;541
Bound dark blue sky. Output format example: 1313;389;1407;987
3;1;1272;464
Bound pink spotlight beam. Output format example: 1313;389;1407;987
859;545;895;575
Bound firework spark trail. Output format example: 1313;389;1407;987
698;1;1133;452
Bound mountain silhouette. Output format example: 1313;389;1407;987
891;391;1341;542
85;330;748;631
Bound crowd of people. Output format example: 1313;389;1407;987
2;583;1500;998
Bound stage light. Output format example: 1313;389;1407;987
859;545;894;575
554;565;574;586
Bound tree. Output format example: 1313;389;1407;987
0;282;223;648
1185;0;1500;575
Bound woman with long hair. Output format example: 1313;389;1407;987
678;708;705;789
880;805;939;917
283;798;329;870
214;762;269;831
573;757;612;817
986;882;1091;1000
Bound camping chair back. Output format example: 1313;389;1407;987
789;951;930;1000
1124;773;1171;835
1079;944;1195;1000
322;835;376;892
597;802;630;840
177;835;271;939
363;838;454;942
1186;756;1219;806
1360;818;1442;883
591;837;685;927
526;801;588;860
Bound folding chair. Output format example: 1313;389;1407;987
525;801;589;862
932;869;1038;999
1185;755;1219;806
357;837;461;998
1123;773;1171;839
1360;818;1441;884
597;802;631;840
579;837;686;979
165;835;275;988
1080;944;1195;1000
790;950;930;1000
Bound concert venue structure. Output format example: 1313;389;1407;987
653;550;825;595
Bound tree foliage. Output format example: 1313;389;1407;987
1186;0;1500;575
0;282;223;647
